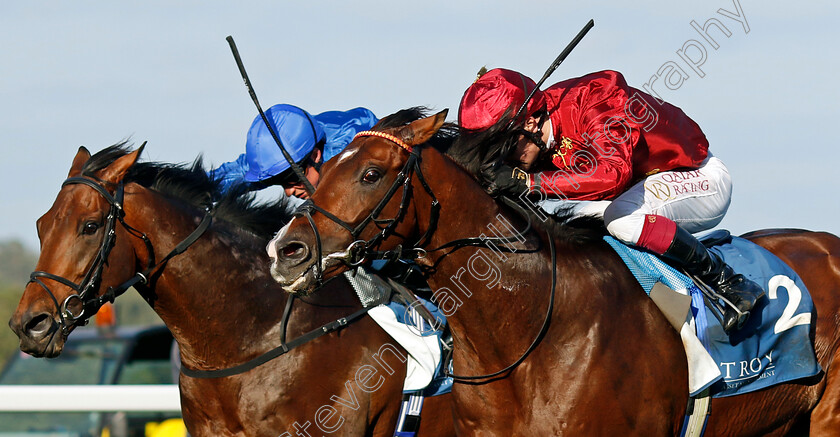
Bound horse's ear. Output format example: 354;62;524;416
399;109;449;147
68;146;91;177
97;143;145;183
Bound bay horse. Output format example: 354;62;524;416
268;108;840;435
7;144;455;437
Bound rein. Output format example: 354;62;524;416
180;290;378;378
444;198;556;383
296;131;531;278
28;176;212;335
28;172;377;378
295;130;555;383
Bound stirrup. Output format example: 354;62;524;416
690;274;749;332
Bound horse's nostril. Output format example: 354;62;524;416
282;242;305;259
24;313;52;336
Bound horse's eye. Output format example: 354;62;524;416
82;222;100;235
362;169;381;184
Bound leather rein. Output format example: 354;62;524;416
29;175;374;379
27;175;213;335
294;130;557;383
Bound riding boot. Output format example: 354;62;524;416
660;226;766;333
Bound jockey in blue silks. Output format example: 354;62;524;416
210;103;450;396
211;103;378;202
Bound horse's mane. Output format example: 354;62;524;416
375;108;606;245
445;108;520;182
373;106;459;153
81;142;290;240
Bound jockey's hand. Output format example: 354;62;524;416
488;164;530;198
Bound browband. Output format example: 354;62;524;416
354;131;412;153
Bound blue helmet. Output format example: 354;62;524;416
243;104;325;183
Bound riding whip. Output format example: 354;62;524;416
508;19;595;129
226;35;316;195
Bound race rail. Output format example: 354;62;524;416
0;385;181;412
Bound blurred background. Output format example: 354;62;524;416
1;0;839;367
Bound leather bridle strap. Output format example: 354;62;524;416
293;148;422;275
365;209;533;262
180;291;377;379
28;175;211;333
100;212;212;306
444;227;556;383
29;177;127;332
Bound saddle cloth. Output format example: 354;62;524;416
605;232;821;397
344;267;453;396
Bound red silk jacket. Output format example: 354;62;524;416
532;70;709;200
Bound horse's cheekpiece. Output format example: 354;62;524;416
28;177;134;334
28;174;212;336
287;125;555;384
606;233;821;398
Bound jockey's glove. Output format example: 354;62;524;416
487;164;531;198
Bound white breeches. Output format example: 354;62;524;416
540;154;733;244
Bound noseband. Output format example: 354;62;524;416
29;176;211;335
295;130;535;284
293;131;441;284
287;129;559;383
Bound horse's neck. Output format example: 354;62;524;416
416;151;573;360
124;189;353;370
417;152;651;376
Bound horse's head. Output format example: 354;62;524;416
268;109;448;294
9;145;143;357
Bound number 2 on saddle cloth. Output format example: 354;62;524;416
605;231;820;398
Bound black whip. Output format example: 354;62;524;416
508;19;595;129
226;35;315;195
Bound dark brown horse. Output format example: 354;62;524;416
8;144;454;437
268;108;840;435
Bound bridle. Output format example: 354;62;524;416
293;131;440;281
296;130;532;280
289;129;557;383
28;176;211;335
26;171;379;380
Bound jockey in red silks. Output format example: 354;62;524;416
458;68;764;334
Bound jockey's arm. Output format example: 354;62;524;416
530;77;639;201
208;153;264;194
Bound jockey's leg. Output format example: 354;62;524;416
603;154;765;333
659;224;765;332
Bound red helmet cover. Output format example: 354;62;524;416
458;68;546;131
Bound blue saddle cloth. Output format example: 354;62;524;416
605;232;821;397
